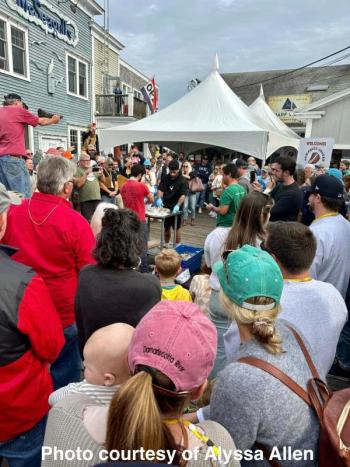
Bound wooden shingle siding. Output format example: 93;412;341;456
94;37;119;95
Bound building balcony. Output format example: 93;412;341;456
95;94;147;119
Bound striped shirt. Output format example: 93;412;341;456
49;380;118;406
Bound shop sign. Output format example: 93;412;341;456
6;0;79;47
268;94;311;124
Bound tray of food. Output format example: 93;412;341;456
146;207;171;217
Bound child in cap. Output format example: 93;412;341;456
155;249;192;301
49;323;134;406
105;301;240;466
207;245;320;466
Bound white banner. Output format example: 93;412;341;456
297;137;334;169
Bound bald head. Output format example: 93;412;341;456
83;323;134;386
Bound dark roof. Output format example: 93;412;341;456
222;64;350;106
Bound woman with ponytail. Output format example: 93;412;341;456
106;301;240;466
209;245;320;466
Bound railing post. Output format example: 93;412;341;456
128;93;134;117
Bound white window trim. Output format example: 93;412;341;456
68;125;87;155
27;126;34;151
121;81;132;95
65;51;89;101
0;13;30;81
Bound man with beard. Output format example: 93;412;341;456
156;160;188;245
253;156;302;221
308;174;350;381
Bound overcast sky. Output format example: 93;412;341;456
97;0;350;108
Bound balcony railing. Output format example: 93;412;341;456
95;94;129;117
95;94;147;119
133;96;147;119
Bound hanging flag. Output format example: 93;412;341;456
141;77;158;113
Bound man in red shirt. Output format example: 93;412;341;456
0;183;64;466
120;164;153;272
0;93;60;197
2;156;96;389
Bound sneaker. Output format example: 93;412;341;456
328;361;350;381
198;208;202;214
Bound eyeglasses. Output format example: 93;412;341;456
221;249;234;283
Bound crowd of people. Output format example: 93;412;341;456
1;93;350;467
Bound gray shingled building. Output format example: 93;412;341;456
222;65;350;155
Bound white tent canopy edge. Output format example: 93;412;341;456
100;56;270;160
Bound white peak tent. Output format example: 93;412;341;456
100;56;269;160
249;85;300;156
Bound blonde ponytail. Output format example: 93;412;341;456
220;291;283;355
106;370;187;464
106;372;164;453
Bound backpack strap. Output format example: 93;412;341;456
238;357;311;406
286;325;320;379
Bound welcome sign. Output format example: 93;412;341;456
6;0;79;47
297;138;334;169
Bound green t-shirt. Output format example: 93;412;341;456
216;183;246;227
76;167;101;203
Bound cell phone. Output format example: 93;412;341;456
250;170;256;184
203;202;208;207
92;166;100;172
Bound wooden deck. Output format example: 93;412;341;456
149;212;216;248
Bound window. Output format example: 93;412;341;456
11;26;26;75
69;129;78;152
68;56;76;94
66;54;88;99
0;20;8;71
0;17;28;78
79;62;87;96
122;83;132;95
133;89;142;100
68;126;87;155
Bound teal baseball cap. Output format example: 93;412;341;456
214;245;283;312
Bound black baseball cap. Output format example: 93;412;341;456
168;160;180;171
4;93;28;109
311;175;344;200
235;158;248;168
5;93;22;100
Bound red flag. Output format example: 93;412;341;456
152;76;158;112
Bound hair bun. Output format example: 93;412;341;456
252;319;275;341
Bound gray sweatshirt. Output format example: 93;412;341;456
310;214;350;298
210;323;320;467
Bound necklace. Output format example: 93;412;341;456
313;212;338;223
164;418;220;458
28;199;59;226
284;276;312;282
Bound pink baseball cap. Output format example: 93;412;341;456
128;301;217;392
